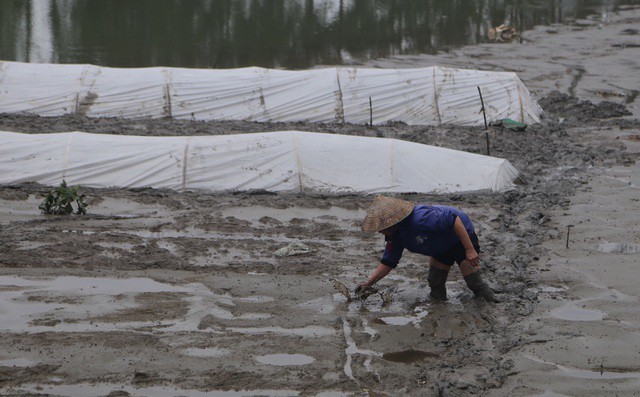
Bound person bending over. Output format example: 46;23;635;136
357;195;498;303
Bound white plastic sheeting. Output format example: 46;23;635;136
0;61;542;126
0;130;519;194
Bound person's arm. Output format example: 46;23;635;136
453;216;479;267
357;263;393;291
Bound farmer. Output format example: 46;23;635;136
356;195;498;302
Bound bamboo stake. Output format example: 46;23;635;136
477;86;490;156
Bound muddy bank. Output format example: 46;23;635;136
495;129;640;396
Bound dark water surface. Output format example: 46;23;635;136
1;0;639;69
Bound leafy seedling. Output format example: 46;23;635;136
356;286;394;305
39;180;88;215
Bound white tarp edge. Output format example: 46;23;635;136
0;131;519;194
0;61;543;126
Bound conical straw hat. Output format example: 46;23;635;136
361;195;414;232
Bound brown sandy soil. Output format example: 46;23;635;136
1;7;640;397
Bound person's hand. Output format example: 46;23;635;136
466;248;480;268
354;283;368;294
354;283;379;301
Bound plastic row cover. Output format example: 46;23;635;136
0;61;542;126
0;130;519;194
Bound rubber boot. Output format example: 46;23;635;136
427;267;449;301
463;272;499;303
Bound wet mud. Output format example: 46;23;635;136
1;7;640;396
0;93;638;395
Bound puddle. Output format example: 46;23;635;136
376;307;429;327
0;196;43;224
341;318;382;382
361;318;378;339
596;242;640;254
221;206;364;225
191;247;276;267
601;175;638;189
16;241;53;250
227;326;335;337
0;276;200;295
532;392;575;397
297;296;337;314
157;240;180;255
526;355;640;380
236;295;275;303
0;276;277;334
3;196;166;226
382;349;439;363
236;313;272;320
126;228;360;246
6;384;300;397
550;306;605;321
377;316;416;326
87;197;168;218
123;228;338;243
255;354;315;366
179;295;272;321
538;285;568;293
556;366;640;380
0;358;33;367
95;242;136;251
181;347;231;358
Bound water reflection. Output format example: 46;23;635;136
0;0;638;69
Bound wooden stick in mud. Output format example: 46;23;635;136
477;86;488;130
566;225;574;248
477;86;490;156
369;97;373;126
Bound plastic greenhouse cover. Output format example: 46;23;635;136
0;61;543;126
0;130;519;195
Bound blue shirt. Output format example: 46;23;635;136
380;205;475;268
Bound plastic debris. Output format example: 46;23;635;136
490;118;528;132
274;241;312;257
487;24;520;42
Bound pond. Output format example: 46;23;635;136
1;0;639;69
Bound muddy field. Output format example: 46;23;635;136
1;7;640;397
1;94;638;396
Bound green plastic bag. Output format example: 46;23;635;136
491;118;527;131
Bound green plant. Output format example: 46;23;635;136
39;180;88;215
